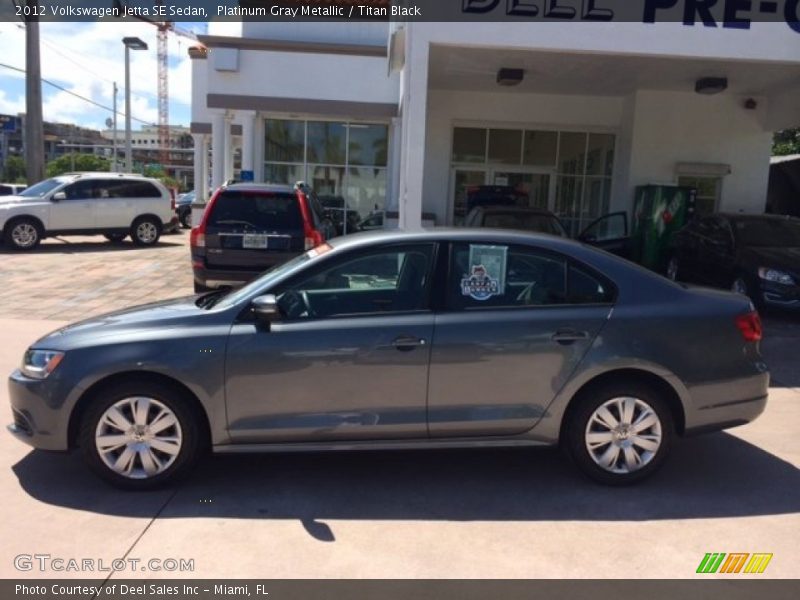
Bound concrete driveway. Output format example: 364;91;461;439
0;235;798;578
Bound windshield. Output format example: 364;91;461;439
733;218;800;248
210;250;315;310
18;177;69;198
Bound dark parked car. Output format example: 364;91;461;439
9;229;767;489
466;205;632;259
464;206;567;237
667;213;800;310
176;191;195;229
318;194;361;236
190;182;335;293
465;185;528;212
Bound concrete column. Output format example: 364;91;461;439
223;112;234;182
397;27;429;229
253;114;265;182
191;133;206;199
240;111;256;181
210;111;225;192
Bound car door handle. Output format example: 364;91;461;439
391;336;427;351
551;329;589;344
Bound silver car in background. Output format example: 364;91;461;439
8;229;768;489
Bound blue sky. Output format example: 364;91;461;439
0;21;208;131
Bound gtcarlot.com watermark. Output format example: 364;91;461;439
14;553;195;573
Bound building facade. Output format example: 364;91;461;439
189;19;800;231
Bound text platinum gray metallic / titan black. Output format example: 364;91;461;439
7;229;769;489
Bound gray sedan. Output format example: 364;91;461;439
7;229;769;489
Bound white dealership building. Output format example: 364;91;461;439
189;16;800;232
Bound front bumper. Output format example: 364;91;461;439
759;280;800;309
7;370;71;451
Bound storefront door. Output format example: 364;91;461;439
490;170;553;211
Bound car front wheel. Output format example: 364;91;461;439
5;218;42;251
565;382;673;485
78;379;202;490
179;209;192;229
131;217;162;246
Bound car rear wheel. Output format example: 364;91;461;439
5;218;42;251
131;217;161;247
78;379;202;490
565;382;673;485
104;233;127;243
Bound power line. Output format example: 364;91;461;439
0;61;155;126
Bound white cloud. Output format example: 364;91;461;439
0;21;197;128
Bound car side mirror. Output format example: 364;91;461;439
52;191;66;202
251;294;280;322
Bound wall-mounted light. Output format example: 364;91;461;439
695;77;728;95
497;68;524;86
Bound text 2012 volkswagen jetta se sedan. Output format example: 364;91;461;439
8;230;768;489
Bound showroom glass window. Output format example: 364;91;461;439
450;127;615;234
264;119;388;234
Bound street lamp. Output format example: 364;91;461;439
122;36;148;172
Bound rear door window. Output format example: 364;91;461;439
208;191;303;230
0;185;12;196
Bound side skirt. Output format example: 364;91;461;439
213;438;551;454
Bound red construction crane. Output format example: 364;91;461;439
114;1;200;168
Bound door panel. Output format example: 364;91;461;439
427;241;611;437
225;314;433;442
427;307;608;437
49;180;96;230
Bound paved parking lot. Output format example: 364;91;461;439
0;231;193;321
0;234;798;578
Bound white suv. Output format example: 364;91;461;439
0;172;175;251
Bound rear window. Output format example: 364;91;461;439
208;191;303;230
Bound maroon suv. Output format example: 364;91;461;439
190;182;335;292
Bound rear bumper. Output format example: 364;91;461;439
683;370;769;436
192;252;300;289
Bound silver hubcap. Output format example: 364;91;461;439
95;396;182;479
732;279;747;295
666;258;678;281
585;396;662;474
136;221;158;243
12;223;37;248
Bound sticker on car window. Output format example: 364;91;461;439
461;245;507;301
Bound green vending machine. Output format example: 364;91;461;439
631;185;697;273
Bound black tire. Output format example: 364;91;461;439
78;378;203;490
179;208;192;229
130;216;162;247
104;233;127;243
4;217;43;251
564;381;674;485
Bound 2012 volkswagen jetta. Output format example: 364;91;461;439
7;229;769;489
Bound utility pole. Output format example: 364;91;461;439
24;0;45;184
112;82;118;171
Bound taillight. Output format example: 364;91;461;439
190;229;205;248
735;311;762;342
190;188;220;249
298;190;324;251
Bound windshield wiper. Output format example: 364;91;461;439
214;219;259;228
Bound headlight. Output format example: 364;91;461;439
21;349;65;380
757;267;796;286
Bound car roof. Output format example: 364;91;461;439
222;183;297;194
326;227;578;252
58;172;160;182
718;212;800;223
